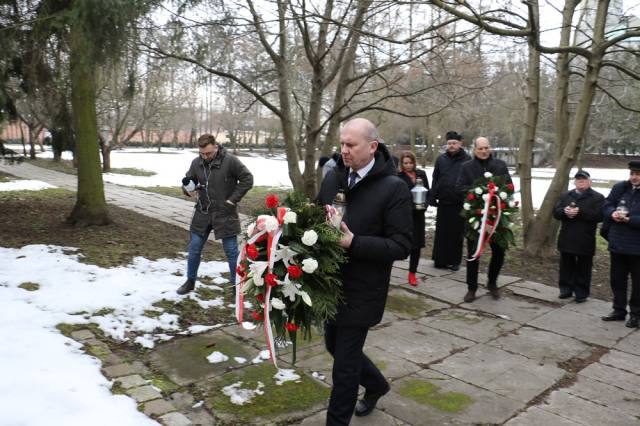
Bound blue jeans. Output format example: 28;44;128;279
187;229;239;286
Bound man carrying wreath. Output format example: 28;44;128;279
317;118;412;425
457;137;513;303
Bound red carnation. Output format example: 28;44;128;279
265;273;278;287
467;193;475;201
246;244;259;260
287;265;303;279
256;293;265;303
487;182;496;191
507;183;514;191
266;194;279;209
236;265;246;277
285;322;300;332
251;311;264;321
500;202;507;209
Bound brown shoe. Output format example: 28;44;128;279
463;290;476;303
488;287;500;300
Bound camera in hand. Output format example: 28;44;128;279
182;177;204;192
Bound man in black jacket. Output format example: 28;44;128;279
601;161;640;328
429;131;471;270
457;137;512;303
317;118;412;425
552;170;604;303
177;134;253;295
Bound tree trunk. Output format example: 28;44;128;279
66;19;110;227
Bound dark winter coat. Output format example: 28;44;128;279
185;145;253;238
398;169;429;249
553;188;605;256
603;181;640;255
317;143;413;327
428;149;471;206
456;154;512;196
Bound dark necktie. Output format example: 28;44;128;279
348;171;358;189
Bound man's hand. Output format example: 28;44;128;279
339;222;354;248
187;191;196;197
612;211;630;223
564;206;579;218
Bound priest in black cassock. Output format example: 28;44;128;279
428;131;471;271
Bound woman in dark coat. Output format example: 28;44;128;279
397;151;429;286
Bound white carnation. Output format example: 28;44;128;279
283;211;297;224
264;216;279;232
247;223;256;236
482;194;489;202
474;187;483;195
484;172;493;178
473;221;480;229
508;200;515;208
463;203;471;211
301;258;318;274
499;192;507;200
270;297;286;310
301;230;318;246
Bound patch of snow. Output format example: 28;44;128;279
206;351;229;363
0;179;56;191
192;400;204;409
252;350;271;364
274;369;301;385
186;324;219;334
222;381;265;405
234;357;247;364
241;322;257;330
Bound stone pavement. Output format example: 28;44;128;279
3;162;640;425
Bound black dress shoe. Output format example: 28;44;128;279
558;292;572;299
488;287;500;300
574;297;587;304
449;264;460;272
601;311;626;321
177;278;195;295
354;384;390;417
626;315;639;328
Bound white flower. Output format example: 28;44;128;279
463;203;471;210
474;187;483;195
299;290;312;306
247;223;256;237
499;192;507;200
473;221;480;229
508;200;515;208
468;217;476;223
283;211;297;224
484;172;493;178
301;258;318;274
264;216;279;232
301;230;318;246
270;297;286;310
482;194;489;202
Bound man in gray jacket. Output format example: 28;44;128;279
177;134;253;295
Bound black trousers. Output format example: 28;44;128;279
325;323;388;426
466;239;505;291
432;204;465;268
558;252;593;299
610;252;640;315
409;248;420;273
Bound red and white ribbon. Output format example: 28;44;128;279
468;185;502;262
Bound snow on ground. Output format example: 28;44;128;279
0;244;232;425
0;179;56;191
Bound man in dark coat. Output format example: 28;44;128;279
317;118;412;425
601;160;640;328
457;136;512;303
429;131;471;270
552;170;604;303
177;134;254;295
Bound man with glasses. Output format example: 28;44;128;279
177;134;253;295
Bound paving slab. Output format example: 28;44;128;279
102;363;138;378
461;294;554;324
159;412;192;426
115;374;148;389
505;406;582;425
127;385;163;403
367;321;475;365
143;399;175;416
379;369;524;425
599;349;640;373
365;346;422;380
405;276;469;305
560;297;613;317
539;390;639;426
430;344;565;403
446;270;521;287
70;329;95;341
416;262;458;278
614;329;640;356
418;308;519;343
384;288;450;320
487;326;591;364
527;309;634;346
579;361;640;394
509;280;566;304
294;350;333;386
297;408;406;425
564;375;640;418
149;332;254;386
